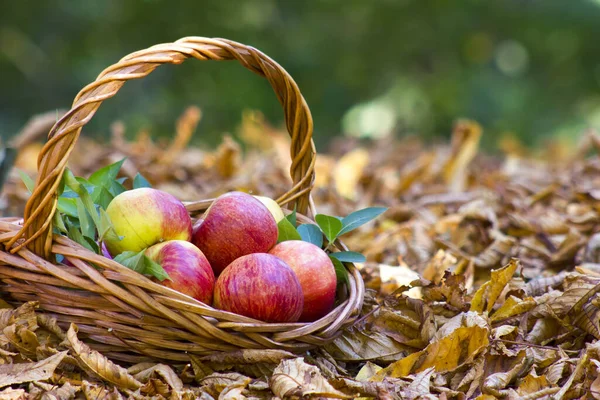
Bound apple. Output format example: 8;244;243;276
253;195;285;223
213;253;303;322
269;240;337;322
104;188;192;255
192;191;278;276
145;240;214;304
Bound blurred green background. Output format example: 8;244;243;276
2;0;600;150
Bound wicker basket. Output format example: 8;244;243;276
0;37;364;364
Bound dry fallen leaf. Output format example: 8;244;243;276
65;324;141;391
471;258;520;313
0;350;67;388
270;358;351;399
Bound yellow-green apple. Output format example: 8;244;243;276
213;253;303;322
145;240;214;304
269;240;336;322
192;191;277;276
104;188;192;255
253;195;285;223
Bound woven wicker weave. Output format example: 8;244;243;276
0;37;364;364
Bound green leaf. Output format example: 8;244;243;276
285;206;297;226
67;225;95;253
277;218;302;242
330;251;366;263
114;251;146;274
329;256;349;286
133;173;152;189
17;170;35;193
143;255;171;281
53;212;68;234
57;197;78;218
88;158;126;187
339;207;387;236
97;209;121;243
92;186;114;210
114;250;171;281
63;169;100;227
315;214;343;244
109;180;127;197
297;224;323;248
75;198;95;239
83;236;100;254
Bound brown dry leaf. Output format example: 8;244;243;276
0;350;66;388
482;350;533;397
133;363;183;392
471;258;520;313
355;362;383;381
490;295;537;323
590;359;600;400
81;380;124;400
218;381;249;400
515;371;558;398
189;355;215;382
213;135;241;179
403;367;434;399
270;358;352;399
373;324;489;379
0;388;26;400
65;324;141;391
442;119;482;192
39;381;78;400
200;349;296;366
199;372;250;398
3;325;39;359
324;327;409;362
333;148;370;200
36;315;66;342
0;302;37;332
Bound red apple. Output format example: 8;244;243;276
213;253;303;322
192;191;278;276
145;240;214;304
269;241;336;322
104;188;192;255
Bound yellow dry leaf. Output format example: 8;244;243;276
443;119;482;192
271;358;351;399
214;135;241;179
355;362;382;381
490;295;537;322
516;372;557;397
66;324;141;391
333;148;370;199
379;264;421;298
199;372;250;398
0;388;26;400
0;350;67;388
373;325;489;379
470;259;519;313
133;363;183;392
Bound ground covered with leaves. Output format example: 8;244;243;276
2;109;600;398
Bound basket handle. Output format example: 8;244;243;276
9;37;316;259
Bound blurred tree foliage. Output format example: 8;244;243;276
1;0;600;150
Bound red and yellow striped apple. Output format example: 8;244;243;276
213;253;303;322
253;195;285;223
145;240;214;304
192;191;278;276
269;240;336;322
104;188;192;255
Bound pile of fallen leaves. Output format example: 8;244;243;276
3;108;600;398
